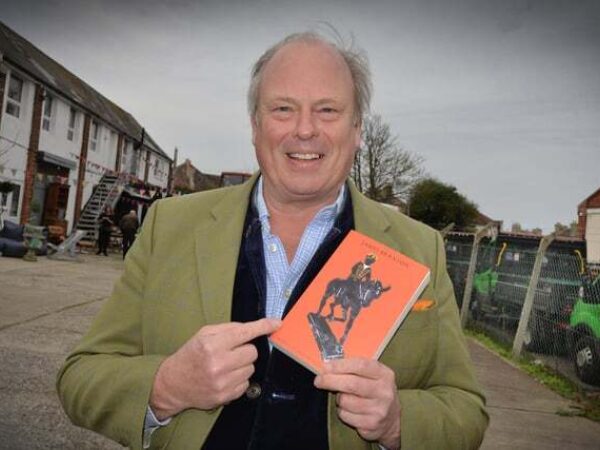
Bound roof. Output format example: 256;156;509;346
474;211;502;227
0;21;170;162
578;186;600;209
173;159;220;192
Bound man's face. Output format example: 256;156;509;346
252;41;361;207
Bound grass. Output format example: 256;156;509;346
465;327;600;422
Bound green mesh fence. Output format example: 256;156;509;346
446;233;599;388
445;238;472;307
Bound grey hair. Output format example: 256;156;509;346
247;32;372;124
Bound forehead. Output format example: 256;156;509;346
259;41;354;102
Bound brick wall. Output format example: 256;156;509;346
73;114;91;225
115;134;124;172
19;84;44;224
585;190;600;209
143;149;150;183
578;189;600;238
0;72;6;130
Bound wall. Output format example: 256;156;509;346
146;152;169;189
80;122;120;216
37;92;83;232
0;68;35;223
586;208;600;265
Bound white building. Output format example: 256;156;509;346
578;188;600;268
0;21;172;234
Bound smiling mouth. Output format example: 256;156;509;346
286;153;323;160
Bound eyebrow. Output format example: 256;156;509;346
265;96;344;106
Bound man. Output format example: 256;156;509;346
119;209;139;258
57;32;488;449
350;253;376;283
96;206;113;256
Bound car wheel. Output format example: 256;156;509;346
573;335;600;385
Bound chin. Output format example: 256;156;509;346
284;181;337;201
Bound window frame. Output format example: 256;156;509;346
5;74;24;118
153;157;160;176
67;107;77;141
89;121;99;151
9;184;21;216
42;94;54;131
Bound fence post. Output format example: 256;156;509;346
512;233;555;358
440;222;455;238
460;223;494;328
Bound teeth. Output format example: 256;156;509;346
288;153;321;160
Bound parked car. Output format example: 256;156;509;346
567;273;600;385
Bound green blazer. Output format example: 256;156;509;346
57;176;488;450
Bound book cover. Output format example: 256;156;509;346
269;230;431;373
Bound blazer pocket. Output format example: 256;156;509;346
380;305;439;388
398;301;437;332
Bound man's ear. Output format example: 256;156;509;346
251;115;258;146
353;119;362;148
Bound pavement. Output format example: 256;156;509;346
1;253;600;449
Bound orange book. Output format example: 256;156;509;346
269;230;431;373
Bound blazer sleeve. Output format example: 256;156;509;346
56;202;165;450
395;231;489;449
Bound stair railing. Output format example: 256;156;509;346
99;172;127;214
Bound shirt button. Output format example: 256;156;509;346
269;243;277;253
246;382;262;399
284;289;292;299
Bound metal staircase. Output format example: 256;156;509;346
75;172;125;245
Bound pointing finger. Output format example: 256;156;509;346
221;318;281;349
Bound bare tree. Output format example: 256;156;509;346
351;114;424;204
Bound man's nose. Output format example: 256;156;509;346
294;109;319;140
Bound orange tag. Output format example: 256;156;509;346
412;299;434;311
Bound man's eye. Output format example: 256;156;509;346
274;106;292;112
319;107;338;114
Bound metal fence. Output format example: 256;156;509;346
445;232;600;389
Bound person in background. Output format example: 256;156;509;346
96;206;113;256
119;209;139;259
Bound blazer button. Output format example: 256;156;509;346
245;382;262;399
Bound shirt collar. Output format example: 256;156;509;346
253;175;346;232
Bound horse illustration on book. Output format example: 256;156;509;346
307;254;391;361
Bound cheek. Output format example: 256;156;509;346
256;123;289;150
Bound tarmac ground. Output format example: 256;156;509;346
1;253;600;449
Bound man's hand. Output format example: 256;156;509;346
150;318;281;420
314;358;401;450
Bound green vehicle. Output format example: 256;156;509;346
568;273;600;385
468;242;582;355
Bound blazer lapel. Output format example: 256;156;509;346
348;180;399;250
194;174;258;325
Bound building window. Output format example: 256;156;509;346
90;121;99;151
10;184;20;216
153;158;159;176
42;94;54;131
67;107;77;141
5;74;23;118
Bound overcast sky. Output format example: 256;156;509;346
1;0;599;232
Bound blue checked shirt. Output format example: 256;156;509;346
254;176;346;320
